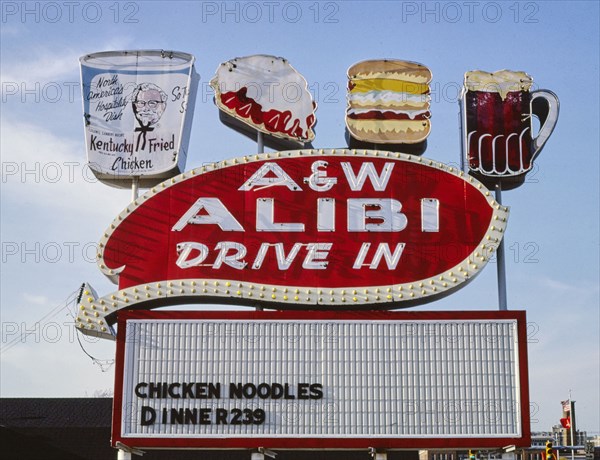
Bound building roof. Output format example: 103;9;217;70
0;398;112;460
0;397;112;428
0;398;420;460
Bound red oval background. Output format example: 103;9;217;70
101;153;495;292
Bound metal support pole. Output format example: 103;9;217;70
255;130;265;313
459;103;466;173
131;176;139;202
369;448;388;460
117;450;132;460
257;130;264;154
253;448;277;459
569;393;575;460
114;442;143;458
495;183;508;310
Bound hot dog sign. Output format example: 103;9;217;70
76;149;508;339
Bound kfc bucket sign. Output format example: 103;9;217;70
80;50;198;187
77;149;508;338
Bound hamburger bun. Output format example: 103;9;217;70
346;59;432;145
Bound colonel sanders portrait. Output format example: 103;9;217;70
131;83;168;151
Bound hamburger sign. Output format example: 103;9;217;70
346;59;432;145
77;149;508;339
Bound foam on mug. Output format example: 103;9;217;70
464;70;533;100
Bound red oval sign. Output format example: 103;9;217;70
78;150;508;335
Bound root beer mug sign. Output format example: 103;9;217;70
80;50;198;187
461;70;559;189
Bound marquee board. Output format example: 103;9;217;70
112;310;530;450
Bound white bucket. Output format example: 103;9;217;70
80;50;198;188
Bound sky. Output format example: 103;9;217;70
1;0;598;440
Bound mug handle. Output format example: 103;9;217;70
530;89;560;161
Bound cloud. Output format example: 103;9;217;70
23;293;48;305
522;275;600;310
1;50;81;85
0;327;116;397
0;38;135;88
0;24;21;38
538;277;578;292
1;118;127;219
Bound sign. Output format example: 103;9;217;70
460;70;559;190
210;55;316;149
76;149;508;338
346;59;432;150
112;310;531;450
80;50;198;187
